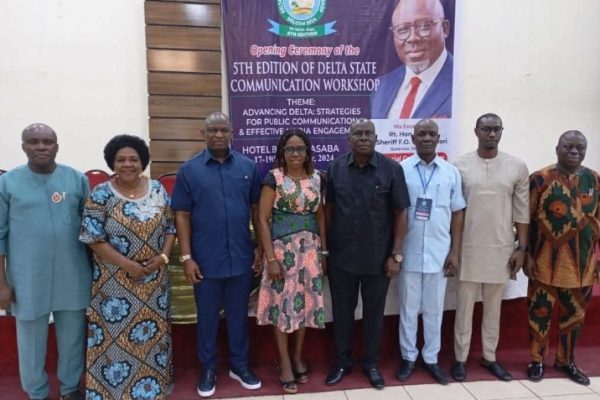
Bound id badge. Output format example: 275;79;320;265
415;197;432;221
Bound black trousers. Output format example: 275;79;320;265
328;266;391;368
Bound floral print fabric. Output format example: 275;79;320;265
256;169;326;332
80;179;175;399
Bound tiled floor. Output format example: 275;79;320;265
210;377;600;400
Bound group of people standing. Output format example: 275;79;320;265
0;112;598;400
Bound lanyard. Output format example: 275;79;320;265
417;163;437;196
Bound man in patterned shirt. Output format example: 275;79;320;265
526;130;600;385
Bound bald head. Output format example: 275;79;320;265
413;118;438;133
556;130;587;173
412;118;440;162
392;0;448;74
558;130;586;145
21;123;59;173
203;112;232;156
205;112;231;128
22;123;57;142
393;0;445;21
349;118;375;135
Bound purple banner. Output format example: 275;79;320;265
223;0;456;175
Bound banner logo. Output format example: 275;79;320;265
268;0;336;38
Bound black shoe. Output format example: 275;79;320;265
396;359;416;381
423;362;450;385
197;368;217;397
481;359;512;381
451;361;467;382
364;367;385;390
555;362;590;385
325;366;352;386
527;362;544;382
60;392;84;400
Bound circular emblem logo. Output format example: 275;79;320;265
51;192;63;203
277;0;326;27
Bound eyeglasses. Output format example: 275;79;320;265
390;19;445;40
283;145;307;154
478;126;504;134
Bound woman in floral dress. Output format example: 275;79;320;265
256;128;327;394
80;135;175;400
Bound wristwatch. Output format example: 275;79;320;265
516;244;529;252
179;254;192;262
392;254;404;263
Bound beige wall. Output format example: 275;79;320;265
455;0;600;171
0;0;598;172
0;0;148;172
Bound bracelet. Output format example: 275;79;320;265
160;253;169;264
267;258;277;263
320;250;329;256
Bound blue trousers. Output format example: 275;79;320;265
16;309;86;399
193;271;253;370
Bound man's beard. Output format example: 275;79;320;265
407;60;431;74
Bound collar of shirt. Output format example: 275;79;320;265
202;148;235;164
407;153;441;169
347;151;378;168
387;48;448;118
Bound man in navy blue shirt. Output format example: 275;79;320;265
172;112;262;398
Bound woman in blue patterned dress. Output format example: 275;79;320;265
80;135;175;400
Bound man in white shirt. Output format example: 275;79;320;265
371;0;453;119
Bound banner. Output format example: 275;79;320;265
223;0;458;175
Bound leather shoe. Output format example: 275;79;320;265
423;362;450;385
527;362;544;382
481;359;512;381
396;359;416;381
555;362;590;385
451;361;467;382
325;366;352;386
364;367;385;390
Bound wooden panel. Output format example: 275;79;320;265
146;26;220;50
148;72;221;96
151;140;206;162
145;2;220;27
150;118;206;140
148;49;220;73
150;161;184;178
149;95;221;118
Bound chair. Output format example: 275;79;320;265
85;169;110;190
158;173;177;196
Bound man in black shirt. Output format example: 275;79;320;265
325;118;410;389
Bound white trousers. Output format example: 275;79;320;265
398;270;447;364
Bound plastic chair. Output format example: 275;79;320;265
158;173;177;196
85;169;110;190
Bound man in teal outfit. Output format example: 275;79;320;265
0;123;91;400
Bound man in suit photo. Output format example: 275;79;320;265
370;0;453;119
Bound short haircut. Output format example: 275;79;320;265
475;113;501;128
103;134;150;171
275;128;314;174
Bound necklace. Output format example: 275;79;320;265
115;177;142;199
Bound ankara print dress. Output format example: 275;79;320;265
80;179;175;400
256;168;326;333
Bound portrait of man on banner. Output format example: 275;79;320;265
370;0;455;120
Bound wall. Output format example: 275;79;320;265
455;0;600;171
0;0;149;172
0;0;598;173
